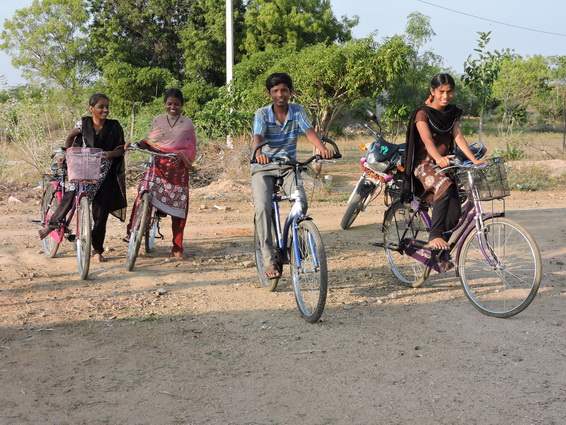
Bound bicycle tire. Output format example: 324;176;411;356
126;192;151;271
144;212;157;254
458;217;542;318
253;217;280;291
76;196;92;280
382;201;430;287
340;179;376;230
40;182;62;258
290;220;328;323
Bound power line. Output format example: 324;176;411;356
415;0;566;38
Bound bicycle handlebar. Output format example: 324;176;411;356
250;136;342;165
127;142;178;159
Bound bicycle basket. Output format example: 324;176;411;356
458;157;510;201
65;147;103;181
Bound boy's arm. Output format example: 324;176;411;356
253;134;270;164
304;129;331;159
453;122;484;165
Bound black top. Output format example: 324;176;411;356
402;105;463;200
73;117;127;220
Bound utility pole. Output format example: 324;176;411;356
226;0;234;148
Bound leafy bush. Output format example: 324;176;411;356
493;142;525;160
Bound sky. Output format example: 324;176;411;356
1;0;565;86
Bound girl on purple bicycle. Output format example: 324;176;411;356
403;73;484;250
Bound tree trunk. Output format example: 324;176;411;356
478;109;484;142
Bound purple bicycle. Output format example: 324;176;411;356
381;158;542;318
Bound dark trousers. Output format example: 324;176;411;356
430;185;461;240
48;190;110;254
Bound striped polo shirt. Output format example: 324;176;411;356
252;103;313;161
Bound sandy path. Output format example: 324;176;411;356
0;186;565;424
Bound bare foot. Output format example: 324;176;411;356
425;237;449;250
170;251;184;260
93;253;106;263
265;263;281;280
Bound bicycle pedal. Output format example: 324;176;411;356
371;241;385;248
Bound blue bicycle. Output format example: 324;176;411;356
251;138;341;322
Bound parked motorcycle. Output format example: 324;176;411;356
340;113;405;230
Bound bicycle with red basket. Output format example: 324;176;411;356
39;146;103;280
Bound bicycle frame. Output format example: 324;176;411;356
396;170;505;273
271;166;313;269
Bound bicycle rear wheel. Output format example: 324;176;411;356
253;217;280;291
76;196;92;280
126;192;151;271
40;182;62;258
290;220;327;323
458;217;542;318
383;201;430;287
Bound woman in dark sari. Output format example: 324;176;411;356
403;73;484;250
39;93;127;262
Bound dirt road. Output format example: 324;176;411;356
0;184;565;424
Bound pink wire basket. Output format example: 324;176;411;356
65;147;103;181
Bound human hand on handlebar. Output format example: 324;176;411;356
317;146;333;160
436;155;454;168
255;152;270;165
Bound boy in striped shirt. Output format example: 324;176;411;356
252;73;331;279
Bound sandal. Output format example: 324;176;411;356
265;263;281;280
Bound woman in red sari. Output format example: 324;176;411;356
129;88;197;258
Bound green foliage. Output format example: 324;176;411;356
179;0;246;88
242;0;357;54
507;165;551;191
0;0;93;91
215;37;412;137
493;142;525;161
462;32;507;139
493;55;551;132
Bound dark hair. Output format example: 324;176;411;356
430;73;456;90
266;72;294;92
163;88;184;104
88;93;110;107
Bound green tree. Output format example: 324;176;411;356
462;31;506;140
199;37;412;138
242;0;358;54
0;0;92;92
88;0;192;114
493;55;550;133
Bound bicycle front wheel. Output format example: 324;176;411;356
76;196;92;280
383;201;430;288
458;217;542;318
290;220;327;323
126;192;151;271
340;178;377;230
40;182;62;258
144;213;158;254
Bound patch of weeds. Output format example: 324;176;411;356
507;165;553;191
494;142;525;161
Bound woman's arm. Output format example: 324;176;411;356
64;128;81;148
415;120;451;168
453;122;484;165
